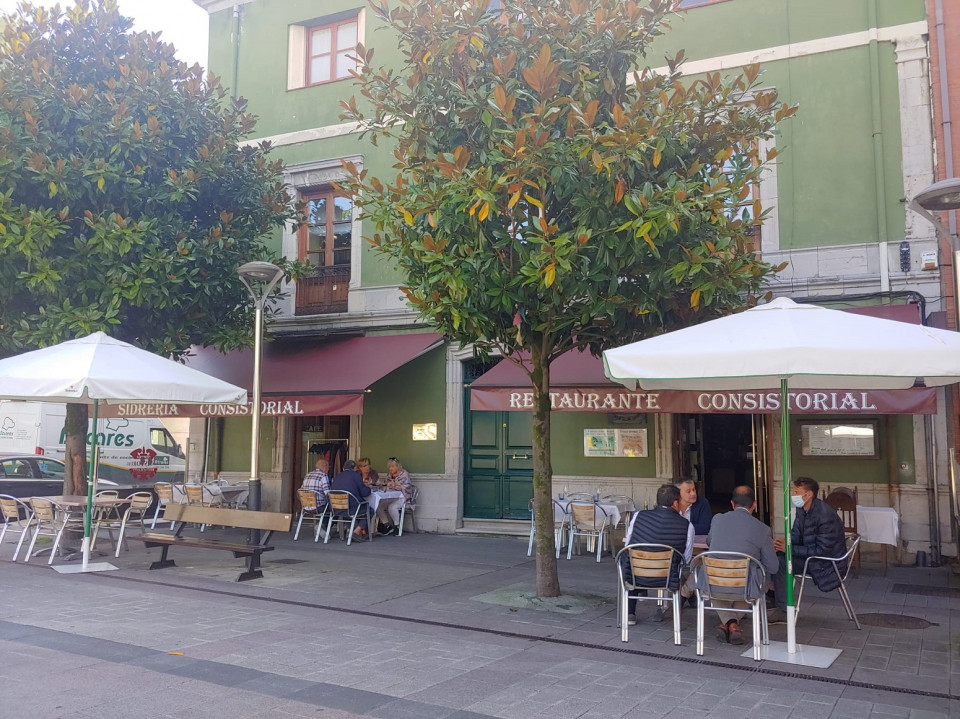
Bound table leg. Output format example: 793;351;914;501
881;544;887;575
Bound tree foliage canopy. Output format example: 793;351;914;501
341;0;793;361
0;0;301;358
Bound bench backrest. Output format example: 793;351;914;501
162;503;292;532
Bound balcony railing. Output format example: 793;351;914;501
295;265;350;315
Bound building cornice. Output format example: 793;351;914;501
192;0;257;14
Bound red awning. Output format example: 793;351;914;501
100;333;443;417
470;303;936;414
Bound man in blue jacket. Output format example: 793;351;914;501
330;460;371;538
771;476;847;622
677;478;712;535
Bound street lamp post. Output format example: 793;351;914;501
909;177;960;567
237;261;284;552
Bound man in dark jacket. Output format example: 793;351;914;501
329;460;371;537
621;484;693;624
677;478;712;535
772;476;847;619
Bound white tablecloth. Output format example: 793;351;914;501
856;506;899;546
367;490;405;514
172;483;248;506
554;499;631;528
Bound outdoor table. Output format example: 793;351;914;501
207;483;249;507
367;490;405;515
555;498;632;554
31;495;132;559
856;506;899;573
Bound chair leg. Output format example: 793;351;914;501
794;574;807;622
672;591;681;646
837;583;861;630
323;514;334;544
397;504;405;537
595;531;602;562
294;509;305;540
13;525;31;562
621;588;630;642
761;601;769;645
346;515;357;546
752;601;761;661
114;517;129;558
24;523;42;563
527;525;535;557
150;503;160;529
48;525;67;565
696;594;704;656
567;530;574;560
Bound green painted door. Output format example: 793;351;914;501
463;407;534;519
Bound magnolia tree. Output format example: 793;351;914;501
0;1;302;492
341;0;794;596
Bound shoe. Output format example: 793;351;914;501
715;623;730;643
766;608;787;624
628;616;637;626
384;526;398;536
727;620;743;645
648;607;670;623
377;527;392;536
685;594;698;609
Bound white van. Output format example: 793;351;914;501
0;401;185;486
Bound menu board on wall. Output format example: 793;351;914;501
800;421;878;457
584;428;648;457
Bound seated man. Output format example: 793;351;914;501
300;458;330;510
701;486;779;644
329;460;371;538
621;484;694;625
676;478;712;536
772;476;847;620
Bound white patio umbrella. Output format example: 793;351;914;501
0;332;247;571
602;297;960;660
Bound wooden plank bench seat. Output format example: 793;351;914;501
129;503;292;581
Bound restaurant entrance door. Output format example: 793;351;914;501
463;404;534;520
674;414;772;524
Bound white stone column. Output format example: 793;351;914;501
895;35;936;242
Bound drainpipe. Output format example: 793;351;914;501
934;0;956;235
868;0;889;244
231;4;241;100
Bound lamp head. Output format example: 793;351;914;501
914;178;960;213
237;261;284;304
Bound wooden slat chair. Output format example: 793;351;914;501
567;501;612;562
0;494;37;561
796;534;862;630
25;497;82;565
322;490;370;545
293;488;326;541
150;482;177;529
527;498;569;559
110;491;154;558
184;483;205;506
615;543;684;645
689;551;769;661
823;486;860;573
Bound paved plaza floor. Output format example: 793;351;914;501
0;527;957;718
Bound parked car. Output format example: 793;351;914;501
0;454;122;499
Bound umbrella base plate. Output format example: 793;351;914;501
52;562;119;574
744;641;841;668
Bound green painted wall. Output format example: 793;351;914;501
210;416;277;474
361;346;446;474
651;0;922;251
790;415;916;485
550;414;657;478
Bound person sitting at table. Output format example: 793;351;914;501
329;460;371;538
770;476;845;623
375;457;414;536
357;457;381;489
676;478;712;535
301;458;330;511
699;485;779;644
621;483;693;625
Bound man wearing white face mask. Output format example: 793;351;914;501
770;476;847;621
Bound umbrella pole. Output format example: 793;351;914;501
81;399;99;571
780;379;797;653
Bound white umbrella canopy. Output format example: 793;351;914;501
602;297;960;660
603;297;960;391
0;332;247;571
0;332;247;403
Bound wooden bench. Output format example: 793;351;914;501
129;503;292;581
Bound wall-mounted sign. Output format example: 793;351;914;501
412;423;438;441
800;421;878;457
584;428;648;457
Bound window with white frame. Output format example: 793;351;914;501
288;10;365;91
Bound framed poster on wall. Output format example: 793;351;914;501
799;420;879;457
583;428;648;457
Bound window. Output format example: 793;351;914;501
288;11;365;91
307;18;358;85
296;188;353;314
300;190;353;268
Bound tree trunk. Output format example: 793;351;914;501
530;340;561;598
63;403;88;496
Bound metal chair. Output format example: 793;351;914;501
150;482;176;529
567;501;612;562
527;498;568;559
796;534;862;630
689;551;769;661
0;494;36;561
293;488;326;541
398;484;418;536
823;487;860;573
323;490;370;545
184;483;205;505
25;497;82;565
95;491;153;558
615;543;684;645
